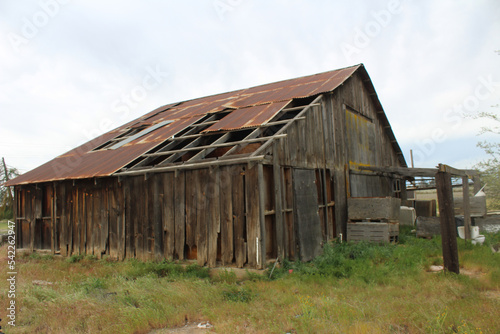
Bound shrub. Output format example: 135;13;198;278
222;285;253;303
81;277;107;294
67;254;84;263
214;269;238;284
125;260;210;280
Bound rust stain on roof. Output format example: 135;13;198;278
6;64;362;186
7;116;204;185
202;101;291;133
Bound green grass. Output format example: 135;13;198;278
0;220;10;232
0;228;498;333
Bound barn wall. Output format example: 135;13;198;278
14;160;339;266
273;71;403;237
14;164;272;268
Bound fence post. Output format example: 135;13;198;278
436;171;460;274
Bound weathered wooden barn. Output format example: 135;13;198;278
5;64;407;268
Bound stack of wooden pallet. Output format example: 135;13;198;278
347;197;401;243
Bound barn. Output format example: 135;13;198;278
5;64;407;268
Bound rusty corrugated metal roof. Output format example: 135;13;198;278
6;64;364;186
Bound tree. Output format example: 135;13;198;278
0;157;20;220
474;109;500;210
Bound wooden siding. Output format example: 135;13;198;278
272;71;402;236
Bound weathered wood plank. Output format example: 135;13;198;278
174;171;186;260
70;188;76;255
321;169;329;241
34;187;42;219
163;172;175;260
233;165;246;268
102;187;110;257
293;168;323;262
109;184;118;259
347;222;399;243
124;178;133;259
473;175;481;194
196;169;208;266
145;175;154;260
117;182;125;260
85;191;91;255
272;143;285;260
185;170;197;259
283;167;294;260
220;166;234;265
246;164;259;268
133;177;143;260
326;169;336;240
207;168;220;267
92;187;100;256
462;176;471;240
77;188;84;255
288;123;298;166
26;189;33;252
152;174;163;260
454;196;486;217
257;163;266;268
51;184;56;254
304;113;314;167
436;171;459;274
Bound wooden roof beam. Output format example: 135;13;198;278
113;155;269;176
251;94;324;157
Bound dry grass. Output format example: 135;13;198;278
0;231;499;334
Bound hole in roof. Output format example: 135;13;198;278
92;120;173;151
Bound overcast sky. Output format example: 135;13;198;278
1;0;499;175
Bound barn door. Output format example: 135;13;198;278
293;169;322;261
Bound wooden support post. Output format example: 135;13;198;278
174;171;186;260
51;182;56;254
472;175;481;194
124;180;133;259
436;171;459;274
462;176;471;240
257;163;266;269
321;169;329;241
400;177;408;201
207;167;220;267
153;175;163;260
163;173;175;261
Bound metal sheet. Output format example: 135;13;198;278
109;120;174;149
6;116;204;185
201;101;291;132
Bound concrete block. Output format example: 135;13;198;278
348;197;401;221
400;206;416;226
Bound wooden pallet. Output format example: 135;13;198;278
347;222;399;243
